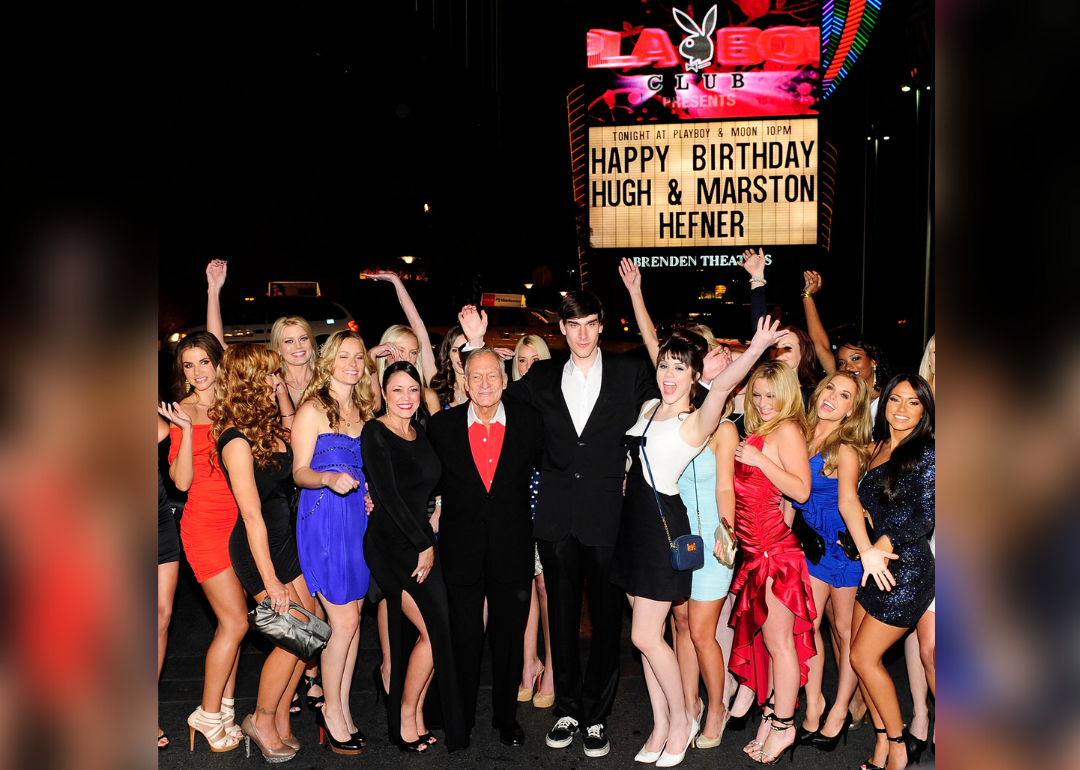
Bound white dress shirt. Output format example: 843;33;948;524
562;350;603;436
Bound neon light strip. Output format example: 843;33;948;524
821;0;882;98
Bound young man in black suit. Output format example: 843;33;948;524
427;348;545;747
459;292;657;758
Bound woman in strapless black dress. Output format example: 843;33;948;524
213;342;316;763
361;362;467;753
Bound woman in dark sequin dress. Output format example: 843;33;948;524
849;374;935;770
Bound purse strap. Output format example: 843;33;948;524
689;456;703;537
639;403;677;552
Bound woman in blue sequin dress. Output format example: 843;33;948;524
792;371;875;751
849;374;935;770
292;331;377;752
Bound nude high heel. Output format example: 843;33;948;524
220;696;244;740
241;714;297;763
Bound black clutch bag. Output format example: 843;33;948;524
248;597;332;660
838;516;876;561
791;509;826;565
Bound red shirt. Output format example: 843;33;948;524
467;402;506;491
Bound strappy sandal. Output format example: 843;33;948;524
743;694;774;755
187;707;240;753
752;713;797;765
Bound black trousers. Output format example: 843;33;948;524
446;554;532;731
536;533;623;728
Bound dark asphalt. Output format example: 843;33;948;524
159;558;934;769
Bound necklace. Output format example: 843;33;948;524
340;404;359;429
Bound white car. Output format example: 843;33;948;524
164;296;356;351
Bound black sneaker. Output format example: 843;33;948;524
545;716;579;748
583;723;610;757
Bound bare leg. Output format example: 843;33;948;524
399;590;433;750
917;610;935;698
671;600;700;717
753;577;800;763
521;579;543;689
319;595;363;741
629;595;691;757
377;599;391;693
820;585;859;737
536;572;555;697
719;594;754;718
303;599;326;705
198;568;250;713
905;630;931;741
341;601;363;733
850;602;910;770
158;562;179;743
689;597;727;739
801;576;831;734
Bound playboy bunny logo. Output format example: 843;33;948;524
673;5;718;72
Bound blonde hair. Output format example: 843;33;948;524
210;343;290;470
742;360;807;439
682;322;718;350
512;335;552;381
918;335;935;395
805;370;873;476
377;324;426;387
269;316;318;380
300;330;377;432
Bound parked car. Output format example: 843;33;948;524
163;296;356;351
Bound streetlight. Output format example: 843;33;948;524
523;283;534;290
401;256;415;265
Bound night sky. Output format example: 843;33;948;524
160;0;932;368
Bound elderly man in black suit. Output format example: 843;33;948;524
427;347;545;747
460;291;657;758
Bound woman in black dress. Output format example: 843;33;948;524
848;374;935;770
212;342;317;763
361;362;468;753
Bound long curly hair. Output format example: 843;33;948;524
209;343;290;470
742;360;807;439
300;330;376;432
804;370;873;477
431;324;465;408
172;332;224;401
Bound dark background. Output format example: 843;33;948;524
160;0;933;368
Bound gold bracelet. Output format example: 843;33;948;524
801;292;812;298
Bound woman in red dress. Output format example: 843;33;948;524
727;360;815;765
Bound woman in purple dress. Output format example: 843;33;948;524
291;330;377;754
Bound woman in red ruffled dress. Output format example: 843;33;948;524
727;360;815;765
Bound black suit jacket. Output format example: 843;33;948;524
504;351;657;547
427;401;545;585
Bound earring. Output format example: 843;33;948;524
871;366;877;392
186;381;192;394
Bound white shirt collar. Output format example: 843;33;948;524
563;348;603;379
467;401;507;427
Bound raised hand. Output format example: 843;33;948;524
618;257;642;294
458;304;488;345
748;315;787;352
802;270;822;295
158;401;193;431
701;344;733;384
360;270;402;284
740;248;765;279
368;342;396;360
206;259;227;291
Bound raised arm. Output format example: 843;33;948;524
458;303;488;349
740;248;767;338
618;258;660;366
361;271;437;383
361;423;435;552
734;419;812;502
206;259;228;349
801;271;836;374
221;436;290;609
682;316;785;446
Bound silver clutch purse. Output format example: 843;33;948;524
248;597;332;660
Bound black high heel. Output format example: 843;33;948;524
303;673;325;710
903;728;927;765
372;665;389;705
861;727;888;770
398;736;431;753
809;718;848;751
351;727;367;747
316;710;362;755
795;696;831;744
725;689;761;732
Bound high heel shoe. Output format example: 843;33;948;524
372;665;389;705
302;674;324;710
795;696;830;745
241;714;297;763
188;706;240;753
725;688;760;732
656;713;697;767
398;736;431;753
518;662;544;702
315;710;363;755
694;700;731;749
418;732;437;746
351;726;367;747
903;728;927;765
861;727;888;770
532;665;556;708
808;718;848;751
635;739;666;763
220;696;244;740
751;714;797;765
848;706;870;731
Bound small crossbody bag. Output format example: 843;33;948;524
639;405;705;572
692;459;738;569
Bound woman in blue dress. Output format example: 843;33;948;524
291;330;377;754
791;370;874;752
